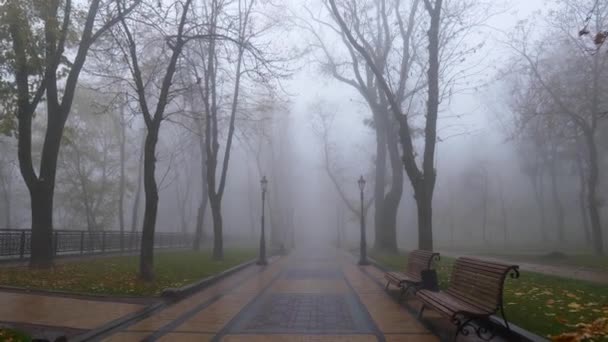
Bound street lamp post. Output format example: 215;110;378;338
358;175;369;265
257;176;268;266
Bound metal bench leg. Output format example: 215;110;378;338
385;281;390;290
417;304;425;319
399;284;411;302
500;305;511;331
453;317;474;342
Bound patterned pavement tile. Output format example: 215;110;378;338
226;293;376;334
101;331;150;342
271;279;350;294
222;334;378;342
157;332;215;341
281;268;342;279
174;294;254;333
384;333;439;341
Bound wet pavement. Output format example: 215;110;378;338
102;248;438;341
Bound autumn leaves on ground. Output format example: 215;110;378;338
372;252;608;341
0;250;256;296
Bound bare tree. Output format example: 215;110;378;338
115;0;193;279
326;0;443;250
507;0;607;254
311;101;375;219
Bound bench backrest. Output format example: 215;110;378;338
404;249;440;277
446;257;519;314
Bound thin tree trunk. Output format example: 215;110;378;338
530;164;547;241
585;131;603;255
131;134;145;233
575;150;591;245
210;197;223;259
2;179;10;227
481;171;488;244
549;145;565;243
139;126;160;281
118;100;127;249
373;109;388;251
498;174;508;247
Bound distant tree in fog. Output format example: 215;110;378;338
310;100;374;220
507;0;607;254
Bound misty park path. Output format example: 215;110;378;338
440;252;608;285
102;248;439;342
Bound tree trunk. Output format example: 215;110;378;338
118;102;126;249
29;182;54;268
28;114;65;268
549;146;565;243
481;173;488;244
373;107;402;253
131;134;145;232
530;166;547;241
1;176;12;227
498;175;508;247
139;126;160;281
372;107;390;251
414;180;433;250
210;196;223;259
575;150;591;245
584;131;604;255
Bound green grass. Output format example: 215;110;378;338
371;250;608;340
0;249;256;297
0;328;31;342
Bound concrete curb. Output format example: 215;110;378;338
363;255;548;342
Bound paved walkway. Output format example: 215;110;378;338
102;248;438;342
0;290;144;340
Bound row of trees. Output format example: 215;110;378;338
0;0;291;279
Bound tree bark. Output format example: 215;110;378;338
575;149;591;245
210;197;223;259
139;125;160;281
497;174;508;247
1;178;10;227
131;133;145;233
413;179;433;250
481;169;488;244
118;100;127;249
549;145;565;243
373;108;388;251
584;130;603;255
29;182;54;268
193;116;208;251
373;106;402;253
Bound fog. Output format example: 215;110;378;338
0;0;607;261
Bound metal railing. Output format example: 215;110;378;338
0;229;192;261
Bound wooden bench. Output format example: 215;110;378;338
384;250;440;299
416;257;519;341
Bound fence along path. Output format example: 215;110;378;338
0;229;192;261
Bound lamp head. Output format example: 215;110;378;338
358;175;366;191
261;176;268;192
